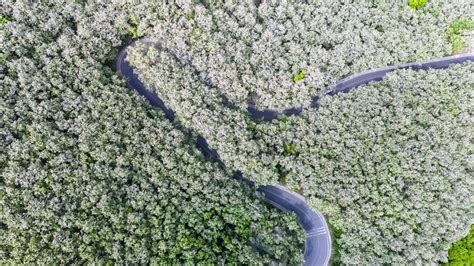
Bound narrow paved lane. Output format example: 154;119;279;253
117;41;333;266
252;53;474;120
258;185;332;266
118;39;473;265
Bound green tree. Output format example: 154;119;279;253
446;225;474;265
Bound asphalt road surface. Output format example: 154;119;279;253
117;40;333;266
251;53;474;120
118;39;473;265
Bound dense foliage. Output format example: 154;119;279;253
2;0;473;264
0;1;304;264
138;0;472;111
128;42;473;264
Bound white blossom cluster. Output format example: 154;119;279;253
0;1;305;264
128;40;473;264
135;0;473;111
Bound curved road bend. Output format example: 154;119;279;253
118;39;474;122
117;41;332;266
251;53;474;120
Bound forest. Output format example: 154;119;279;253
1;0;473;264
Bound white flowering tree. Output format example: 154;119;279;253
136;0;472;111
1;0;473;264
128;42;473;264
0;1;304;264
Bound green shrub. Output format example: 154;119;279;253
128;15;142;39
447;18;474;53
293;70;305;82
283;143;297;156
409;0;427;10
446;225;474;265
0;14;11;25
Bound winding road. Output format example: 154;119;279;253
117;41;332;266
248;53;474;120
117;39;473;265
